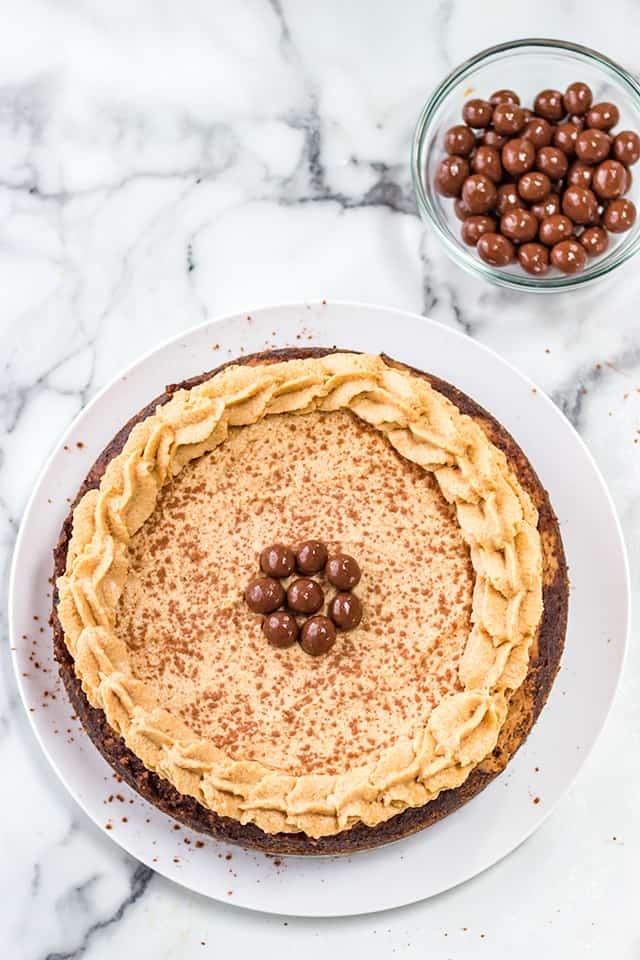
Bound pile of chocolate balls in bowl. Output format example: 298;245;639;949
412;40;640;290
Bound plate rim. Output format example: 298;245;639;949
9;299;631;916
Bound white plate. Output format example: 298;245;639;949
10;301;629;917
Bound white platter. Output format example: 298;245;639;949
9;301;629;917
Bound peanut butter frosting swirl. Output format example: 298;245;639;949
57;354;543;838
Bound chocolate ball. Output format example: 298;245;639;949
492;102;526;135
454;196;472;220
575;128;611;164
260;543;295;578
245;577;285;614
518;242;550;276
567;161;593;189
502;138;535;176
562;185;598;224
587;102;619;131
568;114;586;130
523;117;553;148
461;174;497;213
603;198;637;233
444;124;476;156
435;155;470;197
287;577;324;614
500;208;539;243
471;145;503;183
482;129;508;150
462;98;493;128
579;226;609;256
495;182;522;216
551;239;587;274
613;130;640;166
300;616;336;656
539;214;574;246
530;193;561;220
592;159;627;200
476;232;515;266
563;82;593;116
553;123;579;158
490;89;520;106
536;146;568;180
296;540;328;574
461;214;497;246
522;108;535;123
534;89;565;121
326;553;361;590
328;592;363;630
262;611;299;648
518;171;551;202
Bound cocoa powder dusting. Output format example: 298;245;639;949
114;410;474;777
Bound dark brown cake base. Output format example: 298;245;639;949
51;347;568;855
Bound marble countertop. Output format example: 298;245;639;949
2;1;638;957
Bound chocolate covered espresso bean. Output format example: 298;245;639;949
476;232;515;266
518;242;550;275
551;239;587;273
501;208;539;243
461;215;497;245
563;82;592;116
461;174;497;213
435;155;470;196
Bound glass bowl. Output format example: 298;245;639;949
411;38;640;292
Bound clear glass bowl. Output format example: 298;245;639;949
411;38;640;291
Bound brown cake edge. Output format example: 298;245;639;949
51;346;568;856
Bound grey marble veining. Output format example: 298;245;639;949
2;1;639;957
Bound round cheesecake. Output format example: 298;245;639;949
52;348;568;854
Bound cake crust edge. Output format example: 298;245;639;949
51;346;568;855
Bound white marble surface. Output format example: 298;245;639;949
2;1;639;956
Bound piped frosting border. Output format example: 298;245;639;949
56;353;543;838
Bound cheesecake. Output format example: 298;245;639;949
52;348;567;854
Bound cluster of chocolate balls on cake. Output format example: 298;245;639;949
435;82;640;275
244;541;362;656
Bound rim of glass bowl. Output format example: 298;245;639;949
411;38;640;292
